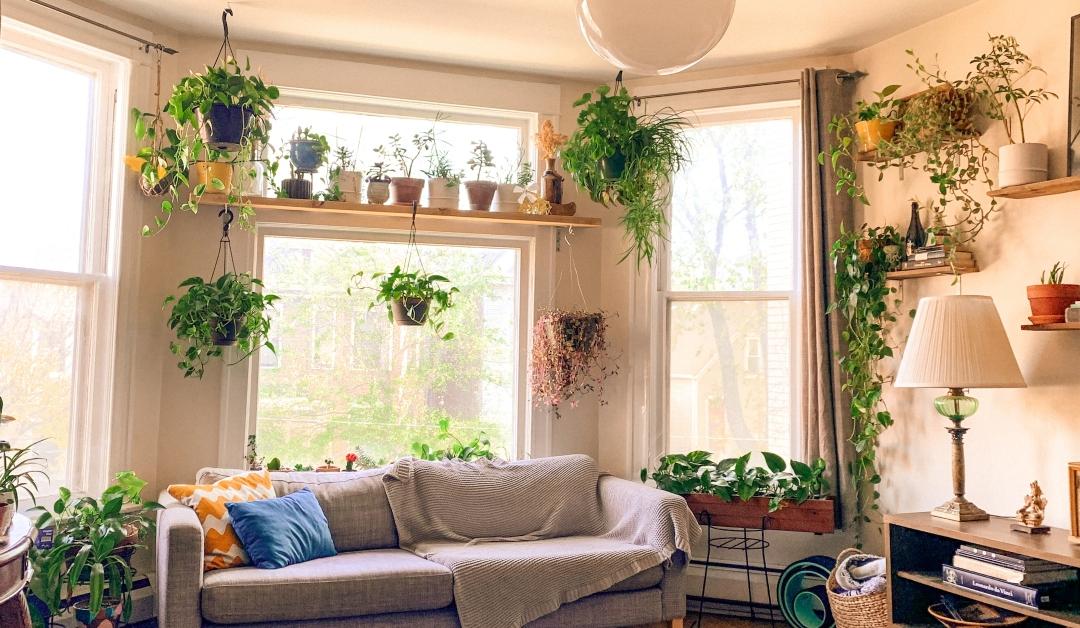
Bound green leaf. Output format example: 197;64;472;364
761;452;787;473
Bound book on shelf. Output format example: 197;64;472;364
941;564;1076;609
901;258;977;271
911;249;975;262
953;554;1078;585
957;545;1066;573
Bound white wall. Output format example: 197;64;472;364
852;0;1080;534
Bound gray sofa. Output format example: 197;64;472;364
157;467;690;627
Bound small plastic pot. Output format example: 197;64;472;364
391;298;429;325
389;177;425;206
211;317;243;346
599;149;626;181
199;104;252;152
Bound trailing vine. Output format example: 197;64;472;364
829;224;903;536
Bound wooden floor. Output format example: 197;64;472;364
639;617;773;628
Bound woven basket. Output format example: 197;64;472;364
827;547;890;628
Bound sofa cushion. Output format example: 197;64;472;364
226;488;337;569
200;549;454;624
197;467;398;552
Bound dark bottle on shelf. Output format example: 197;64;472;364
904;201;927;255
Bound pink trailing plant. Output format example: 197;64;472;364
529;309;618;418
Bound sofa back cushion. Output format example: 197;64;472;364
196;467;397;552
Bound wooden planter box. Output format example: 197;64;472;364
683;493;836;534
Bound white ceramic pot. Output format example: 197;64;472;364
495;183;520;213
366;180;390;205
426;178;460;209
0;491;15;539
998;142;1048;188
337;171;363;203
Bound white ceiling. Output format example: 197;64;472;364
102;0;980;80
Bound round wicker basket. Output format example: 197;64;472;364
826;547;890;628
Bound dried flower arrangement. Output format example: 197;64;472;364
536;120;568;160
529;309;618;418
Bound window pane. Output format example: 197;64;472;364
256;236;518;466
268;106;523;207
0;278;77;492
667;300;790;459
670;117;795;292
0;47;92;272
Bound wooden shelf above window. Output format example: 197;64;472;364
886;264;979;281
1021;322;1080;331
987;175;1080;199
200;194;602;229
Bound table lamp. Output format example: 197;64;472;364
895;295;1026;521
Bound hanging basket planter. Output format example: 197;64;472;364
391;297;430;326
529;309;617;418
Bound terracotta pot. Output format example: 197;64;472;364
854;119;897;150
682;493;836;534
999;142;1048;188
426;178;460;209
391;298;429;326
315;465;340;473
194;162;233;194
389;177;424;205
366;180;390;204
1027;284;1080;324
464;180;497;211
495;183;519;212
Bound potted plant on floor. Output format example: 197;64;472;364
464;140;498;211
562;83;690;266
969;34;1057;188
641;450;834;533
1027;262;1080;324
529;309;618;419
366;161;393;204
0;423;48;538
164;273;279;379
379;132;431;206
29;472;162;627
350;266;459;339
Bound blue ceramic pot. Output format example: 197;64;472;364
289;140;324;173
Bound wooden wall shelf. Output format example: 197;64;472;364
201;194;602;229
886;265;979;281
988;175;1080;199
1021;322;1080;331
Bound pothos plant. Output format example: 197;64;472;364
529;309;618;419
163;273;279;379
349;266;459;340
131;57;278;235
411;418;499;462
829;224;904;534
641;450;829;513
819;84;903;205
562;84;690;267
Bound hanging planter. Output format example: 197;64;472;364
391;297;430;325
163;207;279;379
529;309;617;418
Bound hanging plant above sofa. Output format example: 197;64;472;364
529;309;618;419
562;82;690;267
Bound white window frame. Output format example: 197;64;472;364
247;223;534;460
0;20;128;499
654;102;803;461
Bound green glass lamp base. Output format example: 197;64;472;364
930;388;989;522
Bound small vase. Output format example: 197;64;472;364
495;183;519;212
542;157;564;204
904;202;926;253
463;180;497;211
366;180;390;204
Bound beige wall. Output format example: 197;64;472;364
852;0;1080;533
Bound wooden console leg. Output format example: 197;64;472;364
669;618;684;628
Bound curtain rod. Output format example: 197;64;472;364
633;70;865;102
26;0;179;54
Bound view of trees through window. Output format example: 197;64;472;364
255;235;519;466
666;110;797;460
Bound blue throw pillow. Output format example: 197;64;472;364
226;488;337;569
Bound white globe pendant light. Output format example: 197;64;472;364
576;0;736;76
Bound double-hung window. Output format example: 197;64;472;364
0;23;124;496
661;103;801;460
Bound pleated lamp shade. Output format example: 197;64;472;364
895;295;1026;389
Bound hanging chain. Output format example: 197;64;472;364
212;8;237;67
209;204;237;281
401;201;427;275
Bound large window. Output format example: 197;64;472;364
0;25;123;496
663;105;800;460
255;233;522;466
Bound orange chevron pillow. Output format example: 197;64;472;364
167;470;276;571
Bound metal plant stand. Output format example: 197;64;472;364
693;512;777;628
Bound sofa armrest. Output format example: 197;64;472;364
156;503;203;628
598;475;701;553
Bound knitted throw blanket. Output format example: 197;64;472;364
382;454;700;628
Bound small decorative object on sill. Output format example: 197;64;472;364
1027;262;1080;325
536;120;568;204
1012;480;1050;534
244;434;263;471
1067;301;1080;324
266;457;281;472
516;187;552;215
344;452;358;472
316;459;340;473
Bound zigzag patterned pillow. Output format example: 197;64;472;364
168;470;276;571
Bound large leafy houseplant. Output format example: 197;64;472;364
829;224;903;534
131;57;279;235
29;472;162;624
350;266;459;340
562;84;690;266
164;273;279;379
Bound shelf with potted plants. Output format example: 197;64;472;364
1022;262;1080;331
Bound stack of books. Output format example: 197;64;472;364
941;544;1079;609
901;245;976;272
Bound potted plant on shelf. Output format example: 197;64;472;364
529;309;618;419
28;472;162;627
0;428;48;538
279;127;330;200
316;459;340;472
132;56;278;235
365;161;393;204
854;84;902;150
329;145;363;202
1027;262;1080;325
350;266;459;340
464;141;498;211
969;34;1057;188
641;450;834;533
423;152;462;209
496;146;534;212
378;133;431;206
562;83;690;266
536;119;568;204
163;273;279;379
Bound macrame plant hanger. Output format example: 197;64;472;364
550;227;587;310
